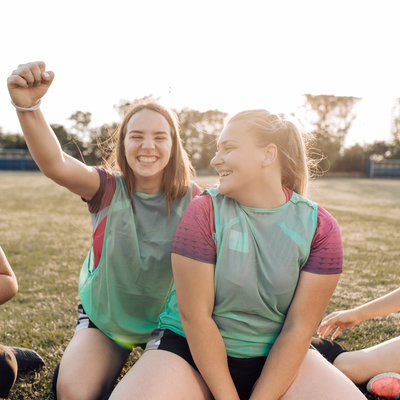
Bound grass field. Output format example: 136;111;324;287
1;171;399;399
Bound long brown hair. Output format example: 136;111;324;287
107;100;194;214
227;110;311;195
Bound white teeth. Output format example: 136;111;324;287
219;171;231;177
138;156;157;163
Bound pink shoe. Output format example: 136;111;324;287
367;372;400;399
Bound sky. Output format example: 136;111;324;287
1;0;400;147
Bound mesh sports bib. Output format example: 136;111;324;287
79;175;193;348
159;188;318;357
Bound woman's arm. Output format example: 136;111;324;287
0;246;18;305
7;61;99;200
318;287;400;339
250;272;340;400
172;253;240;400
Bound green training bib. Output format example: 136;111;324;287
159;188;317;357
79;175;193;348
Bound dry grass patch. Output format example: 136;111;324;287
0;172;399;399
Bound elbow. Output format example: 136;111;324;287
37;154;68;182
11;279;18;297
279;322;314;345
8;277;18;300
179;308;210;331
0;280;18;305
40;165;63;182
179;308;194;328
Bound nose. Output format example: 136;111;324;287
210;151;221;168
142;137;155;150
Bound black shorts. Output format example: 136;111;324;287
145;328;267;400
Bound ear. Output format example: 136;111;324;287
261;144;278;167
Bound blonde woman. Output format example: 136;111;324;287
109;110;366;399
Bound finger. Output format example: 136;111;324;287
317;323;329;337
14;62;46;86
7;74;30;89
41;70;54;85
12;64;38;87
319;326;333;338
20;68;35;87
29;63;44;85
331;326;342;340
30;61;46;71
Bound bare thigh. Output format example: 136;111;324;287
334;335;400;384
57;328;130;400
109;349;213;400
281;349;366;400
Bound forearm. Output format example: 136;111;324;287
183;317;239;400
354;288;400;321
16;109;66;177
250;330;310;400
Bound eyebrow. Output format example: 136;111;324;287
217;139;236;149
127;129;169;135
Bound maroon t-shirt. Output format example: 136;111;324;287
172;188;343;274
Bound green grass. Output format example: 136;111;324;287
1;172;399;399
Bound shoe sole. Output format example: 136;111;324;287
367;372;400;399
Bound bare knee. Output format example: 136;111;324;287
57;366;113;400
333;352;366;384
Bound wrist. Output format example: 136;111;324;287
11;99;41;112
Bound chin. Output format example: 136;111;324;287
217;184;232;197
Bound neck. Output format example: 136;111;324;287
134;175;163;194
233;174;287;208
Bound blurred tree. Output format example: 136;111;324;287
365;140;393;161
51;124;85;161
177;108;227;170
0;133;27;149
390;98;400;158
68;111;92;142
391;98;400;142
334;144;367;173
86;122;119;166
303;94;360;171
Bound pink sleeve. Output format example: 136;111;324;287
172;194;216;264
302;206;343;274
192;182;202;198
86;167;116;213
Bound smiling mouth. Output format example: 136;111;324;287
218;171;232;177
138;156;158;163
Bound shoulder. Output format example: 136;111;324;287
191;182;202;198
316;205;341;237
86;167;117;213
302;205;342;274
184;192;214;220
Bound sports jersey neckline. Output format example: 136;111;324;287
133;190;163;199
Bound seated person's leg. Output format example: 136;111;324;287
109;329;212;400
56;328;130;400
281;348;366;399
